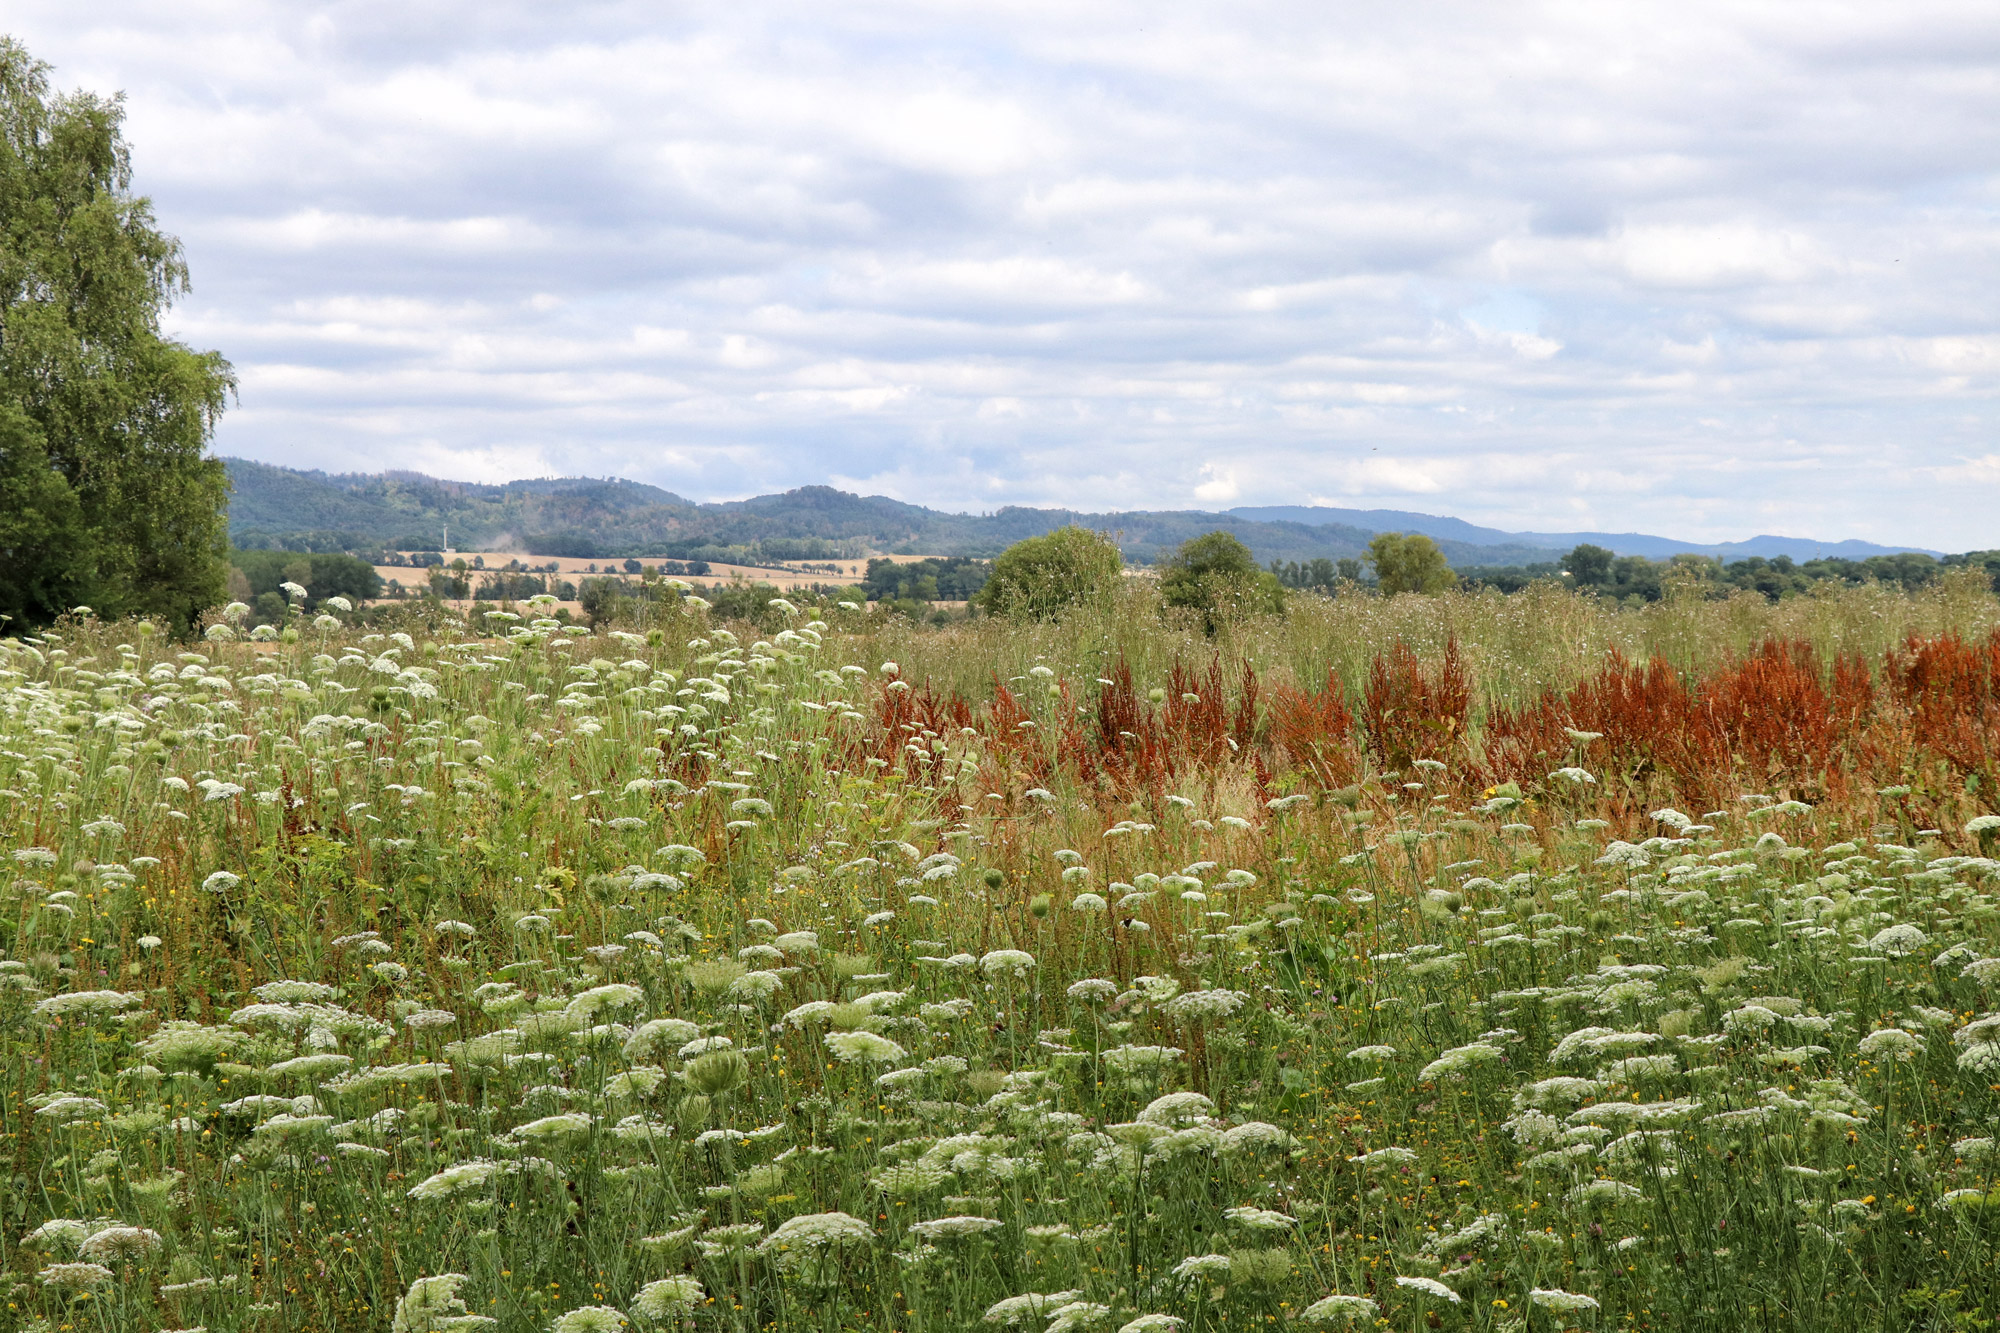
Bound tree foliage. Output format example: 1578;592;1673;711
975;527;1123;620
862;556;989;604
1158;530;1285;631
0;40;233;632
1366;532;1457;595
229;550;382;618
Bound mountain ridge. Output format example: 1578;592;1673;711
1226;505;1938;561
223;459;1937;568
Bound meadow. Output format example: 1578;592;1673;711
6;574;2000;1333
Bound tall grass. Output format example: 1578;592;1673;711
0;585;1998;1333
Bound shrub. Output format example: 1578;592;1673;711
975;527;1122;620
1158;531;1284;632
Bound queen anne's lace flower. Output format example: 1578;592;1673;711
407;1159;507;1200
39;1262;114;1291
982;1292;1083;1325
1301;1293;1379;1323
1223;1206;1296;1230
1046;1302;1112;1332
910;1215;1004;1239
34;990;142;1017
757;1211;873;1270
1172;1254;1231;1280
1137;1092;1215;1125
630;1275;704;1321
1858;1028;1922;1062
1116;1317;1184;1333
392;1273;483;1333
1419;1043;1503;1082
1393;1275;1461;1303
824;1031;907;1064
980;949;1036;977
1164;988;1247;1020
1868;924;1930;957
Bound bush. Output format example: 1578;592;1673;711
1158;531;1284;631
975;527;1122;620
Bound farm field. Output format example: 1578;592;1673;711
366;555;878;606
363;554;951;620
7;577;2000;1333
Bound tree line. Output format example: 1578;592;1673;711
1464;544;2000;602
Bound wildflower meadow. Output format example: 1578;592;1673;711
7;577;2000;1333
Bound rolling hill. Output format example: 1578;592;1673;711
224;459;1936;570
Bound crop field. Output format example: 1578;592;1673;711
8;578;2000;1333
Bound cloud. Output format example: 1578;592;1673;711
1192;464;1238;503
11;0;2000;546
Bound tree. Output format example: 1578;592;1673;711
975;526;1123;620
1366;533;1456;595
1158;530;1285;631
0;40;234;632
1561;543;1615;588
578;577;628;628
0;404;90;627
230;549;382;612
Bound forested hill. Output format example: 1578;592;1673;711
224;458;1570;567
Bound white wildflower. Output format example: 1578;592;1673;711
39;1262;114;1291
630;1275;705;1321
1046;1302;1113;1332
76;1226;162;1263
910;1216;1004;1239
979;949;1036;976
1393;1275;1460;1303
1223;1206;1295;1230
983;1292;1083;1325
1302;1292;1378;1322
824;1031;906;1064
757;1211;873;1270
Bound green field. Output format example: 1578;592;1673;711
6;580;2000;1333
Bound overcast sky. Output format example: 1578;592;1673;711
14;1;2000;546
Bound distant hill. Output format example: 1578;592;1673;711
1228;505;1938;562
223;459;1567;568
226;459;1931;570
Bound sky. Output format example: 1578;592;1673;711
12;1;2000;547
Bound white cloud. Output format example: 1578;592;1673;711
12;0;2000;545
1192;464;1238;503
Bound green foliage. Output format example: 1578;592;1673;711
1469;546;1999;604
1562;541;1615;585
0;403;90;627
975;526;1123;619
1365;532;1457;595
1159;530;1285;630
861;556;989;604
0;39;234;631
229;549;382;613
577;576;629;628
702;578;789;629
1270;556;1364;593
